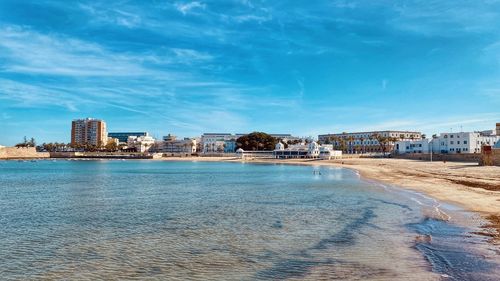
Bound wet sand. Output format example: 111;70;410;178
155;156;500;242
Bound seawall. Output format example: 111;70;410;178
0;147;49;159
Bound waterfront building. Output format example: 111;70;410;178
273;141;341;159
156;135;197;154
108;132;149;143
201;133;237;153
318;130;422;154
497;123;500;136
202;133;301;153
395;139;432;154
71;118;107;147
433;131;499;154
396;130;500;155
127;135;156;153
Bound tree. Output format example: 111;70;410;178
373;134;391;155
347;136;355;154
105;141;118;152
236;132;277;151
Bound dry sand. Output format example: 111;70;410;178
157;156;500;241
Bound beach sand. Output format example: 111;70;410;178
156;156;500;241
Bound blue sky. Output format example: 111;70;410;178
1;0;500;145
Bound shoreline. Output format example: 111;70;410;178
5;156;500;241
153;156;500;242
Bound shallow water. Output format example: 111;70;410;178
0;160;498;280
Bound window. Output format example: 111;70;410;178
450;135;454;138
450;141;454;144
464;141;467;144
457;141;460;144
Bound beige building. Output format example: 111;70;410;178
71;118;107;147
157;135;197;154
496;123;500;136
318;130;422;154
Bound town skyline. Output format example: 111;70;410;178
2;1;500;145
3;116;500;146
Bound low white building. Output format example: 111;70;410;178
273;141;342;159
394;139;431;154
395;131;500;155
319;144;342;160
127;135;156;153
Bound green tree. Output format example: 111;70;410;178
236;132;277;151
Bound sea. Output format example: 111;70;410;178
0;160;498;280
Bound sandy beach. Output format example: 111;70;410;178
156;156;500;241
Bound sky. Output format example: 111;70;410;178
1;0;500;145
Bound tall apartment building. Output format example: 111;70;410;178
318;130;422;154
497;123;500;136
71;118;107;147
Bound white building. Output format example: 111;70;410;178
319;144;343;160
433;132;499;154
273;141;342;159
127;135;156;153
201;133;236;153
395;131;500;155
394;139;431;154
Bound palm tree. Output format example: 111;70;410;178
347;136;355;154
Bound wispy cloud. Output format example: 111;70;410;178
175;1;206;15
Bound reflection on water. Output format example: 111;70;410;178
0;160;498;280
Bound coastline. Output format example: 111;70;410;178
153;156;500;241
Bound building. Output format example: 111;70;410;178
394;139;431;154
71;118;107;147
273;141;341;159
202;133;302;153
497;123;500;136
156;135;197;154
127;135;156;153
318;130;422;154
201;133;237;153
108;132;149;143
432;132;499;154
395;131;500;155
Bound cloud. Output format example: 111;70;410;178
0;26;151;77
175;1;206;15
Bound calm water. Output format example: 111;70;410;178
0;160;498;280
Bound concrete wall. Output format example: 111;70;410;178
393;153;481;163
0;147;49;159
